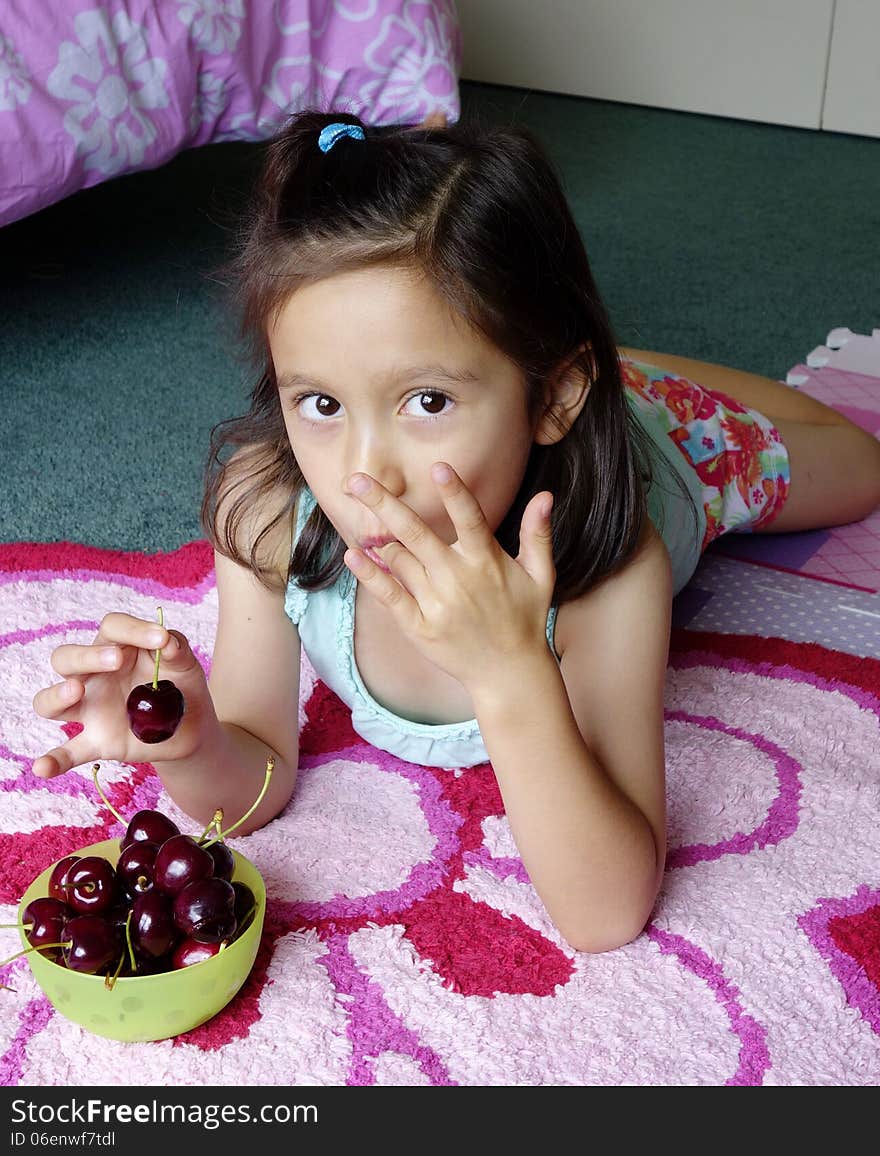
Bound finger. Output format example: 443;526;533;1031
516;491;556;588
31;732;94;779
50;642;128;678
50;622;189;679
345;474;447;569
88;619;198;679
32;678;84;720
150;629;202;678
373;541;431;600
344;547;421;624
430;462;493;554
94;612;170;650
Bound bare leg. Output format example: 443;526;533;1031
620;346;850;425
416;111;448;129
620;346;880;533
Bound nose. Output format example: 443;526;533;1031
345;426;405;498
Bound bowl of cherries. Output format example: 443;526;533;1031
8;758;272;1043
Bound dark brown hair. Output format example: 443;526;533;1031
203;108;697;601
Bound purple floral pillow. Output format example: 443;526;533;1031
0;0;462;227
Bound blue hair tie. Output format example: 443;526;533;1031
318;122;366;153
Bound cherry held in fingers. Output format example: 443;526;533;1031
126;680;184;744
126;607;185;743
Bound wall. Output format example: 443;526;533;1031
457;0;880;138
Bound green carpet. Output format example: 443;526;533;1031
1;81;878;551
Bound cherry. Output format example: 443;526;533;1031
131;891;177;960
21;898;71;960
153;835;214;896
231;881;257;933
121;808;180;851
172;937;224;969
172;877;236;941
126;953;169;976
65;856;119;916
203;839;234;882
103;895;135;932
63;915;121;974
7;753;276;983
195;912;237;944
116;840;159;894
126;680;185;744
47;856;80;902
125;607;184;743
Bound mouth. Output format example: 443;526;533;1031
363;548;391;572
359;537;397;572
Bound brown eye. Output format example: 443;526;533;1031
315;395;340;416
296;394;342;421
402;390;448;418
420;393;444;414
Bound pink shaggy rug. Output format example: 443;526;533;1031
1;537;879;1087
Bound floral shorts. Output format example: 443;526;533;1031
621;358;792;550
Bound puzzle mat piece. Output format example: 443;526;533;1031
787;328;880;384
710;514;880;594
785;367;880;439
676;553;880;660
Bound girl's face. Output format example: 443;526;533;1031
269;264;540;564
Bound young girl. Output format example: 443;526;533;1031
31;111;880;953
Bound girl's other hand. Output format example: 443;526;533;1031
31;612;216;778
343;465;555;695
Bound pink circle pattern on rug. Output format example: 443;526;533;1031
1;544;879;1085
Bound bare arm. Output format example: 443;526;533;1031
471;526;670;953
33;449;302;835
149;549;302;833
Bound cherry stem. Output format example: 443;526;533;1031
91;764;127;827
105;949;126;991
124;909;135;973
0;941;70;968
0;923;32;931
204;756;275;845
197;809;224;846
152;607;164;691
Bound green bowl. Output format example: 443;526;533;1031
18;838;266;1043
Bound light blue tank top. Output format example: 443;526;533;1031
285;485;559;767
284;376;705;767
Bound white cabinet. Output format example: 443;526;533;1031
457;0;879;138
822;0;880;137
